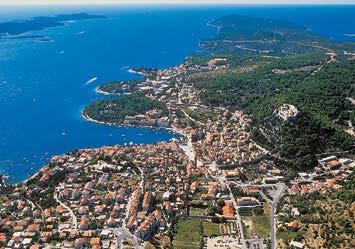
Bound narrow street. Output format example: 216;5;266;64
116;166;144;249
53;188;78;231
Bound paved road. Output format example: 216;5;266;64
270;184;287;249
114;227;141;249
181;109;206;127
247;238;265;249
178;141;195;163
54;189;78;231
217;175;247;249
116;166;144;249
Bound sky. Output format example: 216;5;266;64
0;0;354;5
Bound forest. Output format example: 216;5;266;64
84;92;167;124
193;53;354;168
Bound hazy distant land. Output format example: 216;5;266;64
0;13;106;38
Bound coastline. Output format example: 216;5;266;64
94;67;147;96
81;110;116;126
3;13;207;184
17;111;182;185
94;86;126;96
95;86;130;96
207;20;221;35
127;68;146;76
95;87;111;95
81;109;178;134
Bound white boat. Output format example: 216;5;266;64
84;77;98;85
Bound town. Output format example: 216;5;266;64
0;54;354;249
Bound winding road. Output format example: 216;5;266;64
54;188;78;232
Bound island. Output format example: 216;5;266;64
0;14;354;249
0;13;106;39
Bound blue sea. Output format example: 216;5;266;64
0;5;354;182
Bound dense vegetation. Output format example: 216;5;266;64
83;92;167;124
194;53;328;115
278;185;355;249
202;14;355;56
336;174;355;203
212;14;318;42
193;52;354;169
84;14;354;170
98;79;140;94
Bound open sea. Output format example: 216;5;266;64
0;5;354;182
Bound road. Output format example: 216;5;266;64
217;175;247;249
270;184;288;249
178;140;196;163
114;227;140;249
295;41;338;74
53;188;78;231
247;238;265;249
181;109;206;127
116;166;144;249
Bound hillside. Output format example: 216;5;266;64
194;15;355;169
201;14;355;56
83;92;167;125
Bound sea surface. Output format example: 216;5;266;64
0;5;354;182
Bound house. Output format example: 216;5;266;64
290;241;305;249
74;238;88;249
126;216;136;230
100;230;112;239
287;220;300;231
142;191;153;212
237;197;260;207
22;238;32;247
135;214;158;240
0;233;6;246
78;206;89;215
79;217;89;230
107;217;117;227
243;187;260;196
291;207;300;217
163;201;173;215
222;169;240;181
27;224;40;233
162;191;171;201
29;245;41;249
222;201;235;218
90;237;101;248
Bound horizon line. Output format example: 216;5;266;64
1;1;355;6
